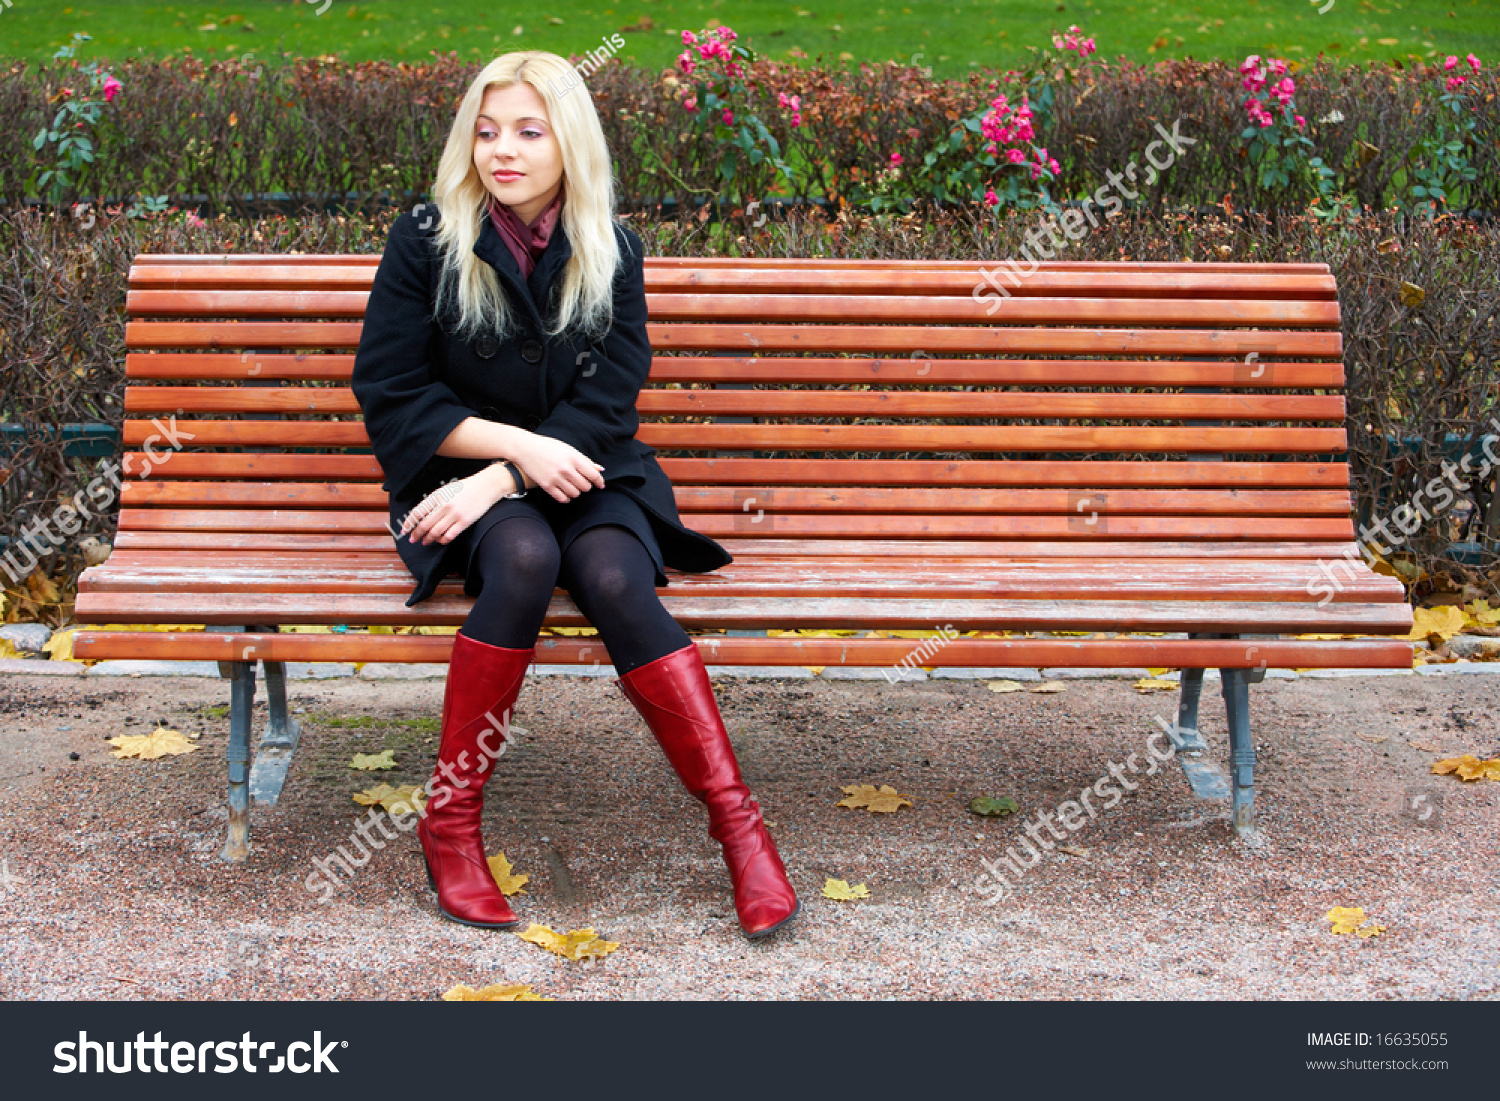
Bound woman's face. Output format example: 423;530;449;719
472;81;564;226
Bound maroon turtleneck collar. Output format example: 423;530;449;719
486;190;564;280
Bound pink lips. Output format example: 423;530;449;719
494;171;523;181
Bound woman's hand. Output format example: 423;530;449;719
401;466;517;547
513;434;606;503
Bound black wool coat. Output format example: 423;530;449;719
351;206;733;606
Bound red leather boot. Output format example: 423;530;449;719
417;631;532;929
616;642;799;939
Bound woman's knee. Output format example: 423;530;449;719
477;518;561;588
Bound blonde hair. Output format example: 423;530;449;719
428;51;625;342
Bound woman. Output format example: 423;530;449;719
351;51;798;940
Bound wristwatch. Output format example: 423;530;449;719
494;460;528;499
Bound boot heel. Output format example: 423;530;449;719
421;847;437;892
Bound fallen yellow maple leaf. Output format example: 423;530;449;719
108;727;199;760
1030;680;1067;694
837;783;913;813
0;638;24;660
42;627;83;663
487;853;529;896
517;923;619;962
822;877;870;901
1146;667;1172;676
985;679;1025;693
1326;905;1384;937
1431;755;1500;782
1134;677;1178;692
1405;605;1465;643
1463;600;1500;629
353;783;427;815
1325;906;1366;934
441;982;551;1001
349;750;397;771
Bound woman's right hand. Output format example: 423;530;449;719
513;434;606;502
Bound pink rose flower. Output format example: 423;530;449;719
1444;55;1459;70
983;188;999;207
1467;53;1482;72
889;152;903;165
682;30;698;45
102;75;123;103
1446;75;1467;91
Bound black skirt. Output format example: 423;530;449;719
448;483;669;598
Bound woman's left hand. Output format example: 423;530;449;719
402;466;516;546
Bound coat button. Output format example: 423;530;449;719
475;334;499;359
520;339;544;363
522;415;542;431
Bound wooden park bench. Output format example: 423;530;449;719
73;252;1414;860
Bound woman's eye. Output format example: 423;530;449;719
477;128;496;140
522;128;544;139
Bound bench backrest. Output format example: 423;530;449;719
116;254;1350;558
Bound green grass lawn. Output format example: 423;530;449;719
4;0;1496;76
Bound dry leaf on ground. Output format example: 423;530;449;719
1405;605;1466;643
985;679;1025;693
352;783;427;815
349;750;397;770
1134;677;1178;692
1353;731;1389;744
0;639;24;660
1431;755;1500;782
1409;739;1443;753
108;727;199;760
441;982;551;1001
1058;844;1090;858
517;923;619;962
1031;680;1067;694
1326;906;1385;938
42;628;83;663
822;878;870;901
837;783;913;813
487;853;530;896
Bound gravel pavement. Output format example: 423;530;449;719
0;670;1496;1000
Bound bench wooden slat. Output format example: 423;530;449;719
68;630;1411;670
123;321;1343;358
126;454;1351;488
122;419;1346;453
120;481;1353;517
134;255;1334;273
123;385;1347;422
125;289;1341;328
113;506;1355;541
77;560;1403;602
127;264;1337;299
125;353;1346;388
107;531;1372;558
72;591;1412;633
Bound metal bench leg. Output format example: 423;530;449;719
249;660;302;806
1175;667;1208;752
1174;666;1230;800
221;660;256;862
1220;667;1256;835
1173;634;1230;799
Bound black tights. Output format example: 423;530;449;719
460;518;690;675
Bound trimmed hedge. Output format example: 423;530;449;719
2;53;1497;216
